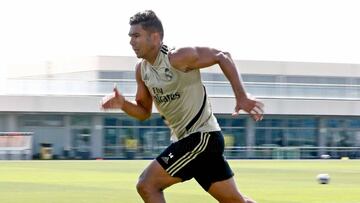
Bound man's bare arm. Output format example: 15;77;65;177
169;47;264;121
101;63;153;121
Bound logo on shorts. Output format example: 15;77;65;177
161;153;174;165
161;156;169;164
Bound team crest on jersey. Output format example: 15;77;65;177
163;67;173;81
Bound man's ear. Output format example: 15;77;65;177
151;32;161;43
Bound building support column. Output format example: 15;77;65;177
246;118;255;158
64;116;71;158
92;116;103;159
318;118;327;157
5;114;17;132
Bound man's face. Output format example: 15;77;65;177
128;24;154;58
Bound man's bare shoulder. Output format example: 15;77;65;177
135;60;144;80
168;47;198;72
168;47;196;58
168;46;221;71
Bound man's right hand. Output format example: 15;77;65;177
101;86;125;110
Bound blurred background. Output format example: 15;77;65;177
0;0;359;160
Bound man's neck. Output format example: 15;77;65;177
145;44;161;65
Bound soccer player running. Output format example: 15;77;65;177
101;10;264;203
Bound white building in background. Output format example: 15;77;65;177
0;56;359;159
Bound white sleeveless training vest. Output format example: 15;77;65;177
140;44;220;141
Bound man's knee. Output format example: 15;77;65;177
136;178;149;196
136;177;161;197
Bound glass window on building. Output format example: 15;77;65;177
222;128;246;158
323;126;360;158
103;127;171;158
137;114;167;127
271;129;285;146
287;119;302;128
325;129;343;147
104;117;117;126
222;128;246;147
255;116;318;147
286;118;318;128
103;127;135;158
326;129;358;147
285;76;348;85
104;128;117;147
71;116;92;126
303;119;319;128
270;119;285;128
347;130;360;147
326;118;344;128
200;72;227;81
139;127;171;157
286;129;317;146
19;115;64;127
104;115;138;127
231;118;246;127
120;116;135;126
255;129;266;146
217;114;246;127
217;117;228;127
0;116;5;131
138;117;152;126
348;118;360;128
71;128;91;159
42;115;64;127
242;74;278;83
255;117;285;146
103;128;117;157
103;115;170;158
323;118;360;148
255;118;285;128
255;119;267;128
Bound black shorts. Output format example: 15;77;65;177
156;131;234;191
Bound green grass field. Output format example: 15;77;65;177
0;160;359;203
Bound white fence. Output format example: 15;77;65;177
0;132;33;160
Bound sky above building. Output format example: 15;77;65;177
1;0;360;80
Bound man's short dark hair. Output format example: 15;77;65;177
129;10;164;40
